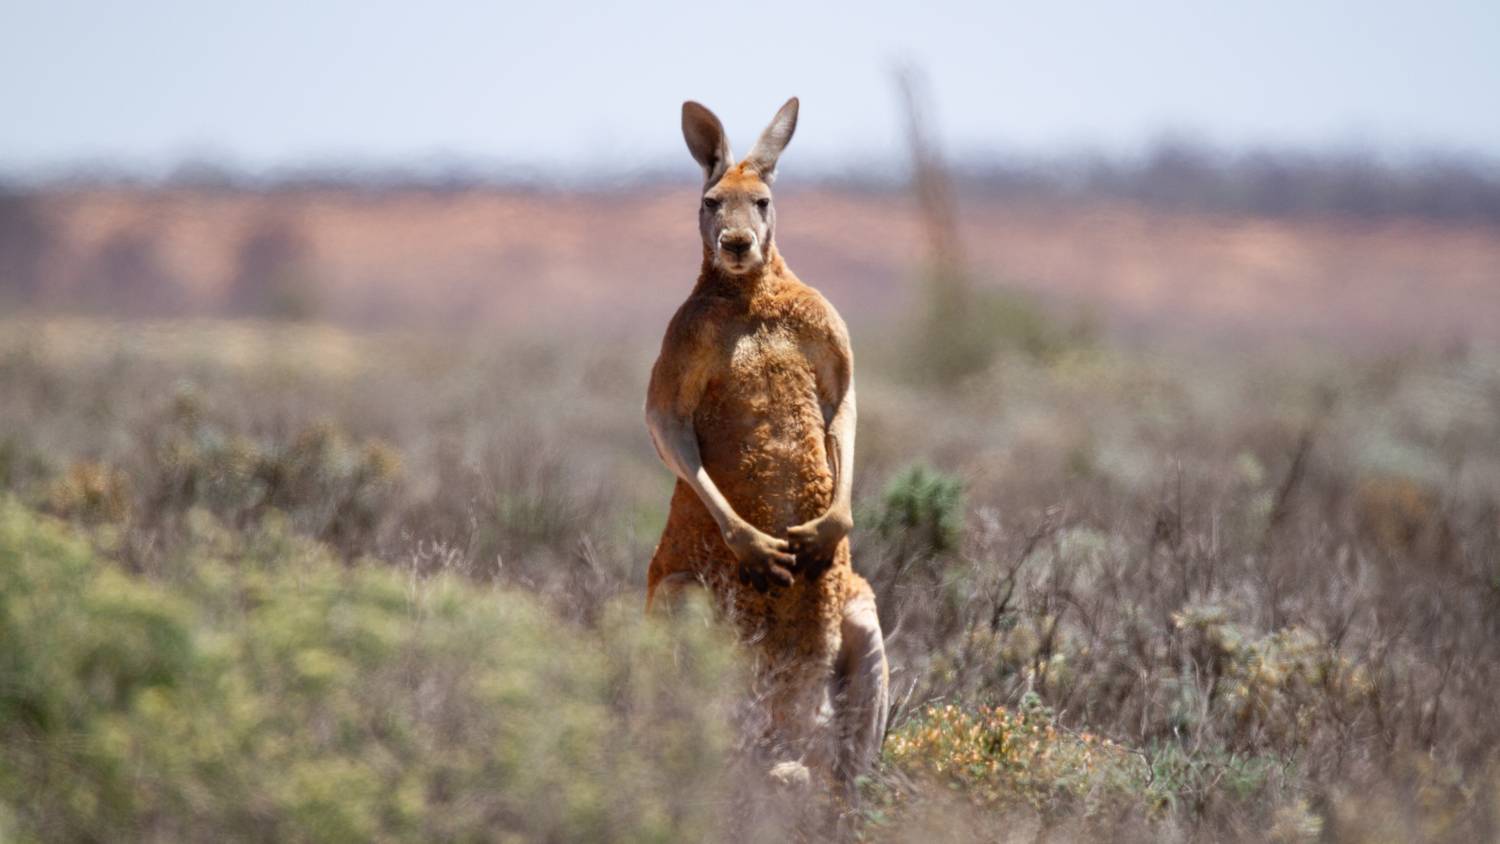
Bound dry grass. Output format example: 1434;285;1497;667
1;315;1497;841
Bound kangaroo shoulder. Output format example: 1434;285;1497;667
661;294;732;357
649;295;735;414
783;282;851;363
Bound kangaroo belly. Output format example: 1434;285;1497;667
695;329;833;533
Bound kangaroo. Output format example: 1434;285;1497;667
645;97;889;790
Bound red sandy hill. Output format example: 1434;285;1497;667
19;186;1500;347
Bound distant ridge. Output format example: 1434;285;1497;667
2;185;1497;349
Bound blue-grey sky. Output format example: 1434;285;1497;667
3;0;1498;175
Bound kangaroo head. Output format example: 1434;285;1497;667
681;97;799;277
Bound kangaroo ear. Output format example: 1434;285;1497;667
745;97;799;183
682;101;734;185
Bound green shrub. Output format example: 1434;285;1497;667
870;464;964;555
0;499;738;842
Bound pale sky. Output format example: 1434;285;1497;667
3;0;1498;176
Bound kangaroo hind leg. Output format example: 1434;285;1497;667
646;569;708;616
833;585;889;789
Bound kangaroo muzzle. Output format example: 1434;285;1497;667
717;229;760;270
719;231;754;258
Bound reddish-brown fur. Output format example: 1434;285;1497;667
646;99;887;789
646;159;879;773
646;171;872;648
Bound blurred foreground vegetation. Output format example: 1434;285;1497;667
0;499;741;842
1;317;1498;841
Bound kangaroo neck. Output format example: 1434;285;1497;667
695;244;786;301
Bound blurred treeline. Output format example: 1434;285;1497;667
950;142;1500;221
10;142;1500;223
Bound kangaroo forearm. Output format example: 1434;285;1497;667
825;387;857;517
687;464;744;536
648;412;746;535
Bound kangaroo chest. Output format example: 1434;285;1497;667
696;319;833;528
709;321;822;422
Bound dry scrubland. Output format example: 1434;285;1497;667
1;304;1498;841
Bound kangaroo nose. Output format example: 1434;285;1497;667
720;234;753;257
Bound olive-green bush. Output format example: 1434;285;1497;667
869;464;964;556
0;500;739;842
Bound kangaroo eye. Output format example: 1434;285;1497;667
702;197;721;211
756;198;770;210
